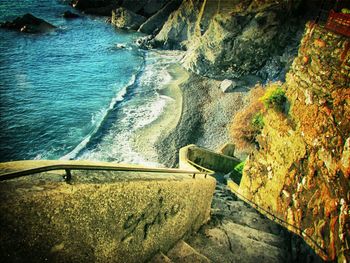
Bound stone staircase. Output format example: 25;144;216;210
150;176;324;263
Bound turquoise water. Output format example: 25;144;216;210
0;0;178;164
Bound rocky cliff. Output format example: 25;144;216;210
149;0;309;83
73;0;318;83
236;23;350;262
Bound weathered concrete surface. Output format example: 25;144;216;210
0;160;215;263
179;145;240;173
166;240;210;263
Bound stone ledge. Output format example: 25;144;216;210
0;160;215;263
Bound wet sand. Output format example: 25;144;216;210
131;63;189;166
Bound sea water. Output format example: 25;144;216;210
0;0;179;164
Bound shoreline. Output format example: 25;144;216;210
131;63;189;167
132;63;248;168
154;70;248;167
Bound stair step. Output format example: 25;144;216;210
166;240;211;263
222;211;282;235
220;221;287;249
212;197;282;235
187;221;289;263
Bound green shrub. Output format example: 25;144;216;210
251;112;264;130
230;85;265;152
234;161;246;174
260;85;286;111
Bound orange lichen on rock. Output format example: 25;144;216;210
237;23;350;261
314;38;326;48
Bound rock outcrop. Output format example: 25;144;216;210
0;13;56;33
111;7;147;30
149;0;305;82
150;0;203;50
237;23;350;262
138;0;182;35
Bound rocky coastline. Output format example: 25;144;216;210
2;0;348;261
66;0;317;167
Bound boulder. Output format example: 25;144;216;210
111;7;146;30
138;0;182;35
220;79;234;93
63;11;81;19
0;13;56;33
135;35;154;49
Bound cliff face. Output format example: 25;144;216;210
74;0;319;83
151;0;306;82
238;23;350;261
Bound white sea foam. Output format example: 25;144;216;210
60;74;137;160
69;50;182;166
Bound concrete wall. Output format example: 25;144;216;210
179;144;240;174
0;160;215;263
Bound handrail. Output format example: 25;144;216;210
227;180;329;260
0;163;208;182
186;160;215;175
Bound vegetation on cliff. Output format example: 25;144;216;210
233;23;350;262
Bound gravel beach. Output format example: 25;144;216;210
133;62;248;167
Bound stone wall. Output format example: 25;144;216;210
238;23;350;261
0;160;215;263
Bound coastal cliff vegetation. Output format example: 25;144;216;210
70;2;349;261
1;0;348;261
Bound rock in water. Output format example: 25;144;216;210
0;13;56;33
63;11;81;19
111;7;146;30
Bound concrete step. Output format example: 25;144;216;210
211;197;282;236
166;240;211;263
186;221;289;263
220;221;287;250
216;208;283;236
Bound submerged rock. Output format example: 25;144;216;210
63;11;81;19
111;7;146;30
0;13;56;33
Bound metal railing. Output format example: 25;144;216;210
227;180;330;261
186;159;215;178
0;163;210;182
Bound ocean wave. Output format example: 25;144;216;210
60;74;137;160
64;50;181;165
